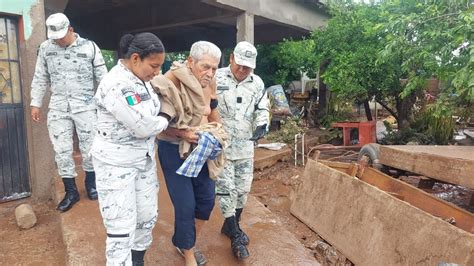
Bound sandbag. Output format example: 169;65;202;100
267;85;291;115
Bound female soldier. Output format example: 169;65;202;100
91;32;169;266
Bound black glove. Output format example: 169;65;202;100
250;124;267;141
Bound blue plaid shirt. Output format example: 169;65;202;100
176;132;222;178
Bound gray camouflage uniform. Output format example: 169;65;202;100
215;66;269;218
91;60;168;265
30;34;107;179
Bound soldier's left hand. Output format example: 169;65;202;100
250;124;267;141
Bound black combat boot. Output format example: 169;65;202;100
85;171;98;200
57;178;80;212
131;249;146;266
222;209;249;246
222;216;249;260
235;208;249;245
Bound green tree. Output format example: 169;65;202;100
313;3;397;123
256;39;318;87
312;0;473;129
379;0;473;127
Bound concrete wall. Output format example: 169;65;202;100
212;0;328;30
1;0;56;201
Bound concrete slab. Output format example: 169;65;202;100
379;145;474;189
290;159;474;265
55;164;318;265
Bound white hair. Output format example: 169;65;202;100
189;41;222;62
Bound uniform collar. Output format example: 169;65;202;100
118;59;144;84
225;65;254;84
68;33;80;47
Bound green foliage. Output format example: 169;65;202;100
421;99;455;144
379;0;473;104
311;0;473;129
166;52;187;62
255;38;318;87
319;112;352;129
380;97;455;145
101;50;116;71
255;44;280;86
379;127;435;145
318;95;353;128
266;117;306;144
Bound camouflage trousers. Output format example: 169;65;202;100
47;109;96;178
216;158;253;218
93;157;159;266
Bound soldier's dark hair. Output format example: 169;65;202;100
119;32;165;59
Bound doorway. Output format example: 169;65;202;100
0;16;30;201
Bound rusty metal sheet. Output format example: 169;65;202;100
291;159;474;265
379;145;474;189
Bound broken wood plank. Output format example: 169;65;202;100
290;160;474;265
253;146;291;170
360;167;474;234
379;145;474;189
346;163;358;177
320;160;474;233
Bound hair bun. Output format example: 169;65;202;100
119;34;134;57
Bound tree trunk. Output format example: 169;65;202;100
315;61;329;125
376;100;398;121
363;100;373;121
395;93;417;130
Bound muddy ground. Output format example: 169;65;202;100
0;199;65;265
0;161;339;266
1;153;472;265
252;160;354;265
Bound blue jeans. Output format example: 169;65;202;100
158;140;215;249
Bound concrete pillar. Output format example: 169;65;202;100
21;1;57;201
236;12;254;44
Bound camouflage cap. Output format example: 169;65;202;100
46;13;70;40
233;41;257;69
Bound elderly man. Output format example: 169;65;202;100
151;41;222;266
215;41;270;260
30;13;108;212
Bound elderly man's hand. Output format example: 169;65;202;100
31;107;41;122
181;129;199;144
250;124;267;141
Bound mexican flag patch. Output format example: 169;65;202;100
125;93;141;106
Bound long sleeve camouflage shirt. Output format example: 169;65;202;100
216;66;269;160
30;34;108;113
90;60;168;170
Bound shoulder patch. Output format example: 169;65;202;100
125;94;141;106
217;85;229;91
121;87;135;96
138;92;151;101
121;86;142;106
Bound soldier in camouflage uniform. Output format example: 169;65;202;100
215;41;269;260
91;32;168;266
30;13;108;212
